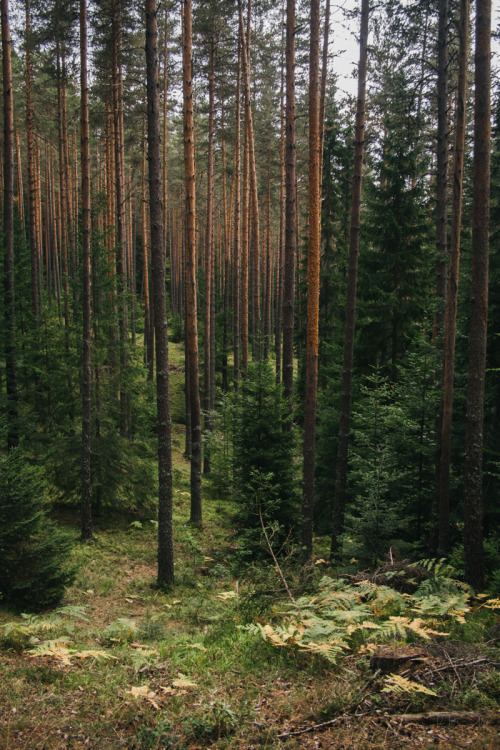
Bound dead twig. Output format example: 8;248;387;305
276;711;500;739
258;506;296;605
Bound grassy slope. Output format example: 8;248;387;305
1;342;500;749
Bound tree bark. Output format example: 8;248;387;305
204;34;216;474
146;0;174;585
330;0;369;561
435;0;469;557
25;0;39;323
2;0;18;449
283;0;297;409
434;0;450;555
233;39;242;387
80;0;92;541
182;0;202;523
463;0;491;592
302;0;322;560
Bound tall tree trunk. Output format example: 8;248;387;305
141;114;152;375
301;0;322;560
146;0;174;586
239;3;261;360
15;132;24;234
56;46;71;345
25;0;39;323
330;0;369;560
80;0;92;541
463;0;491;592
204;34;216;475
182;0;202;523
283;0;297;409
318;0;330;190
111;0;130;437
241;82;250;374
233;39;242;387
435;0;470;556
275;54;285;383
434;0;451;555
2;0;18;449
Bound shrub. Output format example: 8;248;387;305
0;449;75;610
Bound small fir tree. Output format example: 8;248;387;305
232;359;299;559
0;449;75;610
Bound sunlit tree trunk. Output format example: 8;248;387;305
2;0;18;449
283;0;296;408
25;0;39;322
302;0;322;560
182;0;202;522
233;39;242;387
80;0;92;541
204;34;216;475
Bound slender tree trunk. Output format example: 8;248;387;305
283;0;297;408
80;0;92;541
182;0;202;523
146;0;174;586
15;132;24;234
275;53;285;383
2;0;18;449
204;34;216;475
233;40;242;387
319;0;330;190
435;0;470;555
463;0;491;592
241;83;250;374
434;0;451;555
302;0;322;560
141;114;152;375
25;0;39;323
56;46;71;346
221;125;230;391
330;0;369;560
111;0;130;436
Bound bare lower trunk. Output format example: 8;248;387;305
182;0;202;523
330;0;369;561
463;0;491;592
146;0;174;585
302;0;322;560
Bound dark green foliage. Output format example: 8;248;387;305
341;339;440;565
232;359;299;559
357;67;434;379
0;449;75;610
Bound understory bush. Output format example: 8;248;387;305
0;449;75;610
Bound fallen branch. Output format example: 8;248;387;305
276;713;370;739
276;711;500;739
381;711;500;725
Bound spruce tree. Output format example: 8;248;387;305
0;450;75;610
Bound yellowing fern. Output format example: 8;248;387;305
382;674;438;697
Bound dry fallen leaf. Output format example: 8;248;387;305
216;591;237;601
172;674;197;689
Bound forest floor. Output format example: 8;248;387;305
1;343;500;749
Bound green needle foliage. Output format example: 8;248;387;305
0;449;75;611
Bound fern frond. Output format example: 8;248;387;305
382;673;438;697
